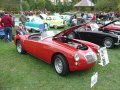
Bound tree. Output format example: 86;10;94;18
0;0;19;11
95;0;119;11
95;0;113;11
23;1;30;11
45;0;55;12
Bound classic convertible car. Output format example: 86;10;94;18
39;15;65;29
68;22;120;48
14;24;101;76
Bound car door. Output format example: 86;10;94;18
78;31;105;44
35;41;54;63
24;40;38;57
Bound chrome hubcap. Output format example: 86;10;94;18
54;58;63;74
17;42;22;53
104;40;112;48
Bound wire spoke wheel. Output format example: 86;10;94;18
103;37;114;48
54;58;63;74
17;41;22;53
16;40;25;54
53;54;69;76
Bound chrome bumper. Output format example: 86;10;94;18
116;35;120;45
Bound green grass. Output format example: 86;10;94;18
0;40;120;90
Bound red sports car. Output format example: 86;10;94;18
14;24;100;76
86;20;120;33
103;20;120;31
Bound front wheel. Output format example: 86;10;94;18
53;54;69;76
16;40;26;54
103;37;114;48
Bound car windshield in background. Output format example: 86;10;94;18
53;16;62;20
27;16;43;22
31;17;42;22
41;30;61;39
104;20;120;25
90;23;99;31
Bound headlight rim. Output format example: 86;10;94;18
74;53;80;61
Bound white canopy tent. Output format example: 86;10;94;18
74;0;95;7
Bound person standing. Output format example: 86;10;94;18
0;12;14;42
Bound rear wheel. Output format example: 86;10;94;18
103;37;114;48
16;40;26;54
53;25;58;29
53;54;69;76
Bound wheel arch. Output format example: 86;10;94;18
51;52;68;65
103;36;115;43
15;39;20;45
51;52;70;76
102;36;115;48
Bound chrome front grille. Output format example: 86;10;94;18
85;52;97;64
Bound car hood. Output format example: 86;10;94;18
99;20;119;29
53;23;86;39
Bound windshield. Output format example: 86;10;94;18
54;16;62;20
27;16;43;22
41;30;61;39
31;17;42;22
90;23;99;31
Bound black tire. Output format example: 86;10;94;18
103;37;114;48
12;35;14;40
53;25;58;29
53;54;69;76
16;40;26;54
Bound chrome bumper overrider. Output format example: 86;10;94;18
85;52;97;64
116;35;120;45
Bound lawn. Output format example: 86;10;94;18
0;39;120;90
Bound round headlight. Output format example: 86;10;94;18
74;53;80;61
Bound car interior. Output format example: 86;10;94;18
28;34;41;41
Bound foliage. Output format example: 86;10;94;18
0;0;120;12
117;4;120;11
0;0;19;12
23;1;30;11
95;0;119;11
44;0;55;12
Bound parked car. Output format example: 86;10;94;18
67;23;120;48
14;24;102;76
25;16;46;32
101;20;120;33
60;15;71;26
39;15;65;29
14;18;20;27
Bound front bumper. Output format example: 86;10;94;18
70;59;96;72
115;35;120;45
70;52;97;72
